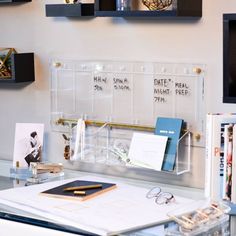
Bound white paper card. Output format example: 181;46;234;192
128;132;168;171
13;123;44;168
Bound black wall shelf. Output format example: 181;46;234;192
95;10;178;18
45;3;94;17
223;14;236;103
95;0;202;18
45;0;201;18
0;53;35;83
0;0;31;3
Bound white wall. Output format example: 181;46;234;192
0;0;236;188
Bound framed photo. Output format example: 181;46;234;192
13;123;44;168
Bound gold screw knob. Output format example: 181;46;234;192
53;62;62;68
195;133;201;141
16;161;20;168
193;67;202;74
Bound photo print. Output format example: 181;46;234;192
13;123;44;168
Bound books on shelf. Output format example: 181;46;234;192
223;124;233;200
232;125;236;203
155;117;184;171
205;113;236;201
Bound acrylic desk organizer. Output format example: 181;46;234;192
50;59;205;176
10;162;64;184
166;200;230;236
10;166;33;180
60;119;191;175
51;60;205;146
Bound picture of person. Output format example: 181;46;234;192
24;131;42;166
13;123;44;168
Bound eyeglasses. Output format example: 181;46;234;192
146;187;175;205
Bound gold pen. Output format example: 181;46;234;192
74;191;86;195
63;184;102;191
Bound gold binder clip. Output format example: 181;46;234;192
0;48;17;79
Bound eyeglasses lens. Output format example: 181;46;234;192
146;187;161;199
155;192;173;204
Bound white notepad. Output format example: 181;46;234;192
128;132;168;171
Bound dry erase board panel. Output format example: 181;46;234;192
51;60;205;146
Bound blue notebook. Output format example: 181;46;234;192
155;117;184;171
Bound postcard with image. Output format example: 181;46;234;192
13;123;44;168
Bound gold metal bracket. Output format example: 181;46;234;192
56;118;155;132
56;118;201;141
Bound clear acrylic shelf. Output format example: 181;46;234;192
50;59;206;177
62;120;191;176
51;59;205;147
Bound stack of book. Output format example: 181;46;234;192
205;113;236;203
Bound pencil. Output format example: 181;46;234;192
63;184;103;191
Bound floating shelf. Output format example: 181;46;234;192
95;10;178;17
0;53;35;83
95;0;202;18
45;3;94;17
45;0;202;18
0;0;31;3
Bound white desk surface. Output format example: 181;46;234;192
0;159;204;199
0;159;205;236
